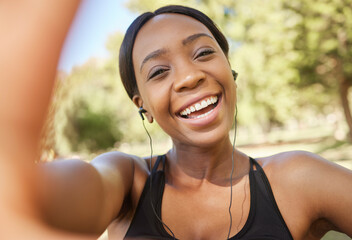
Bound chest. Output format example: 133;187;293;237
160;178;251;240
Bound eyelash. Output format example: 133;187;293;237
195;48;215;59
148;68;168;80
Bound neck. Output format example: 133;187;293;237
166;136;239;187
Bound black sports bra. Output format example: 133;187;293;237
125;155;293;239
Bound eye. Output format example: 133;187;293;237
195;48;215;60
148;68;168;80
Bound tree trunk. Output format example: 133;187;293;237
339;79;352;141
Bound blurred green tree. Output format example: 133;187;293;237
283;0;352;139
54;58;125;155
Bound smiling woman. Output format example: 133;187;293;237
2;2;352;240
114;5;352;240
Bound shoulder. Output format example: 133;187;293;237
91;151;150;205
91;151;149;175
257;151;352;236
91;151;159;183
256;150;351;200
256;150;340;180
257;150;325;169
91;151;165;203
257;150;351;186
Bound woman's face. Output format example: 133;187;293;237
132;13;236;147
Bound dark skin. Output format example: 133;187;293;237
2;4;351;239
0;0;95;239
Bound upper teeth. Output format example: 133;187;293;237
180;96;218;116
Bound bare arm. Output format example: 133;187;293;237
306;154;352;236
270;151;352;238
0;0;113;238
38;152;137;234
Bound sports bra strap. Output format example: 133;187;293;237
250;157;263;172
151;154;166;174
249;156;255;171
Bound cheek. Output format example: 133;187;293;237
145;83;171;119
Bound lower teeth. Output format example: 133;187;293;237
194;108;214;119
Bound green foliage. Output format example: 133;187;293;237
54;59;125;155
63;99;122;152
284;0;352;86
51;0;352;156
126;0;192;13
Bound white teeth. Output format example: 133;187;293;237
179;96;218;117
196;108;214;119
195;103;201;111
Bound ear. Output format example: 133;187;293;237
132;95;154;123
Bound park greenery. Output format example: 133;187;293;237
42;0;352;161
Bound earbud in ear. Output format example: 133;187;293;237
232;70;238;81
138;107;147;120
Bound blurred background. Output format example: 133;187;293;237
41;0;351;239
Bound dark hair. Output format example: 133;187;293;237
119;5;229;99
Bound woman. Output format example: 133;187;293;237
2;3;351;240
114;5;352;239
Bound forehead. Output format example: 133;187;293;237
132;13;213;64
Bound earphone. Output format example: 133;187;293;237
139;107;147;120
232;70;238;81
139;107;176;239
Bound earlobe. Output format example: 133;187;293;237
145;113;154;123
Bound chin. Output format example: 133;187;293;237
172;124;232;149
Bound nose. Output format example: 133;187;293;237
173;68;206;92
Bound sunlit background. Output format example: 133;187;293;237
42;1;352;238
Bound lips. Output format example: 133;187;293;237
178;95;219;119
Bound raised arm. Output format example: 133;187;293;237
0;0;134;238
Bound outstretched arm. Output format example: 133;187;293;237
0;0;125;238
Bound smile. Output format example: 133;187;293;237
179;96;218;119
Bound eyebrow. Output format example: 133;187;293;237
140;49;167;72
182;33;214;45
139;33;214;72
